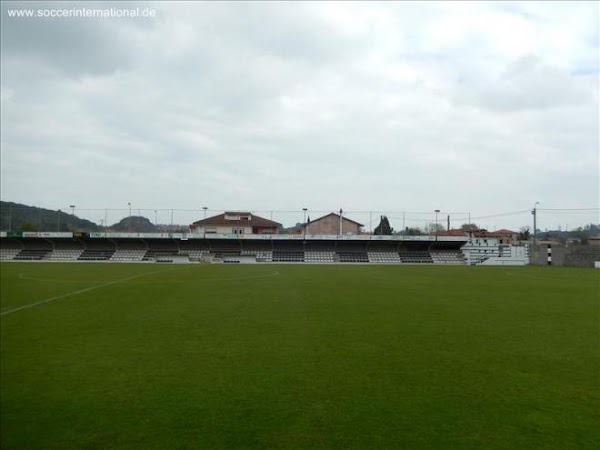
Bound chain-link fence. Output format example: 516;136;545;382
0;204;598;234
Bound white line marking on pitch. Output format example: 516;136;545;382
1;268;178;317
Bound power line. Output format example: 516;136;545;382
538;208;600;211
468;210;531;221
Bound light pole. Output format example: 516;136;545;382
128;202;132;232
339;208;343;236
434;209;440;241
70;205;75;216
302;208;308;238
201;207;208;239
532;201;540;247
155;210;158;226
57;209;61;232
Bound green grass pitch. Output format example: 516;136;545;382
1;263;598;449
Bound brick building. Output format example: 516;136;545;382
303;212;363;235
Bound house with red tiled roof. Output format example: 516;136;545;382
190;212;281;235
488;229;518;244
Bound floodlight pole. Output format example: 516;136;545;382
203;206;208;219
70;205;75;216
57;210;61;232
339;208;343;236
128;202;132;232
302;208;307;238
468;212;472;239
435;209;440;241
532;201;539;247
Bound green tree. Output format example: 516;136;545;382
518;226;531;241
374;216;393;235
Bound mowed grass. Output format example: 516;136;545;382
1;263;598;450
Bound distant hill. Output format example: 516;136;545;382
110;216;157;233
0;202;193;233
0;201;100;232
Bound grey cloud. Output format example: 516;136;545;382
1;2;153;77
1;1;598;229
454;56;593;112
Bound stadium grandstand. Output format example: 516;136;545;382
2;208;599;267
0;230;533;266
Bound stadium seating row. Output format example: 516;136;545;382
305;251;335;262
368;252;402;263
0;248;20;260
0;241;468;265
430;251;465;264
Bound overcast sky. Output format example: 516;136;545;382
1;1;598;230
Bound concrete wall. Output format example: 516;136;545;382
565;245;600;267
530;243;600;267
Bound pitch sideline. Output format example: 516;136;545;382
1;267;180;317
